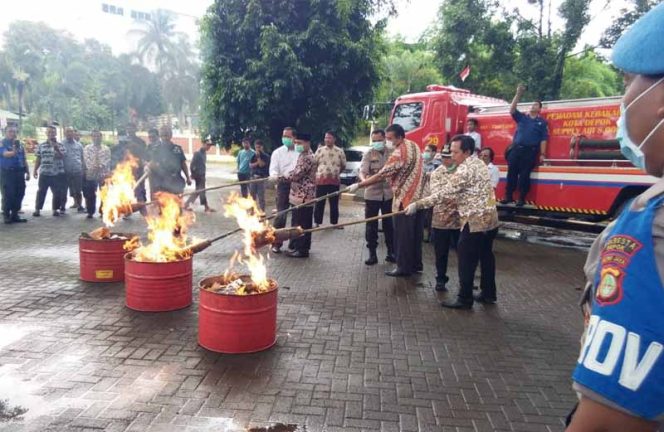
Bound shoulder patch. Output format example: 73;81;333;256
596;267;624;306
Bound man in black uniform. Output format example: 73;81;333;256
148;125;191;195
185;137;215;212
126;123;148;203
1;126;29;224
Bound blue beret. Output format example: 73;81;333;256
612;2;664;75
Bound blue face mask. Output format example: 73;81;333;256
616;77;664;170
371;141;384;151
295;144;304;154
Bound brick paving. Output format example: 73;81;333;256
0;169;587;431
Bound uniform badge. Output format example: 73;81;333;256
596;267;623;306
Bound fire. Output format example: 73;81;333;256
127;192;196;262
99;156;138;226
223;193;272;292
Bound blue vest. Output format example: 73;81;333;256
573;195;664;420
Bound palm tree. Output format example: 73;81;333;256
130;9;182;77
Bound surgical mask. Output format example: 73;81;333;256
616;77;664;170
385;140;394;150
371;141;384;151
423;152;433;161
295;144;304;153
282;137;294;148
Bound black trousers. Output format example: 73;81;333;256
1;169;26;218
238;172;250;198
36;174;66;212
65;172;83;208
505;145;538;201
365;199;394;253
393;210;423;274
314;184;340;225
185;177;208;207
273;181;291;247
289;204;313;253
432;228;458;285
456;225;498;304
83;179;103;216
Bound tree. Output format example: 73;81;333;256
559;50;622;99
200;0;387;147
131;9;182;77
600;0;659;49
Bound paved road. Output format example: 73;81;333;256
0;169;587;431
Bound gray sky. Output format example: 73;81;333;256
1;0;630;55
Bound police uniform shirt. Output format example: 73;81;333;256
151;141;186;179
575;178;664;422
0;138;26;170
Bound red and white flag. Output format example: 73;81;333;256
459;65;471;82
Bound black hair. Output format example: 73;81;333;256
325;130;337;140
467;118;478;126
254;139;264;147
242;137;251;144
450;134;475;154
295;132;311;142
426;144;437;152
481;147;495;162
371;128;385;138
386;124;406;139
534;100;543;109
148;128;158;135
283;126;296;135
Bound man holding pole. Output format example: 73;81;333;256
148;125;191;196
83;129;111;219
268;126;299;254
185;137;215;212
349;123;424;277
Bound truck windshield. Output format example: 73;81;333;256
392;102;423;132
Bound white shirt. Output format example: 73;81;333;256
487;162;500;189
269;145;299;177
467;131;482;151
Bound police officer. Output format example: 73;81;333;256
359;129;395;265
148;125;191;196
565;4;664;431
1;126;29;224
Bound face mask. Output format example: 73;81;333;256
616;77;664;170
282;137;294;148
295;144;304;153
385;140;394;150
371;141;384;151
423;152;432;161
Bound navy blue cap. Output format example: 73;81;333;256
612;2;664;75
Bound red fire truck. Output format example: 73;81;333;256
388;84;656;222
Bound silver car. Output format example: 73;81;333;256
339;146;371;185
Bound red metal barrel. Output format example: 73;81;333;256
198;276;278;354
79;235;133;283
124;254;193;311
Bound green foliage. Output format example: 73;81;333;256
560;51;622;99
200;0;386;147
600;0;659;49
0;21;166;131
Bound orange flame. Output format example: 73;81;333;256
223;193;271;291
128;193;196;262
99;156;138;227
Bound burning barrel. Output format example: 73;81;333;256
79;230;137;283
124;253;193;312
198;274;278;354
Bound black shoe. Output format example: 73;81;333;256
11;216;27;223
385;254;396;263
365;252;378;266
499;199;513;205
286;250;309;258
473;294;496;305
77;207;86;213
385;268;411;277
60;208;66;214
3;216;12;224
516;200;525;207
32;211;41;217
270;246;282;254
440;300;473;310
415;265;423;273
86;214;94;219
53;210;61;217
435;282;448;292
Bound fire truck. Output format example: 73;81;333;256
388;84;656;224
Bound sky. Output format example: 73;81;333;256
1;0;632;56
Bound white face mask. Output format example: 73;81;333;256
616;77;664;170
385;140;394;150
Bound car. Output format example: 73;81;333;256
340;146;371;185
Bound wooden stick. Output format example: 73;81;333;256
179;177;269;198
133;170;150;192
303;210;406;234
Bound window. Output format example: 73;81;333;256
131;11;137;19
109;5;116;13
102;3;109;12
117;7;124;15
144;13;151;21
344;150;365;163
392;102;423;132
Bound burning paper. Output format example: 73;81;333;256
99;156;138;226
125;192;196;262
222;193;273;293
